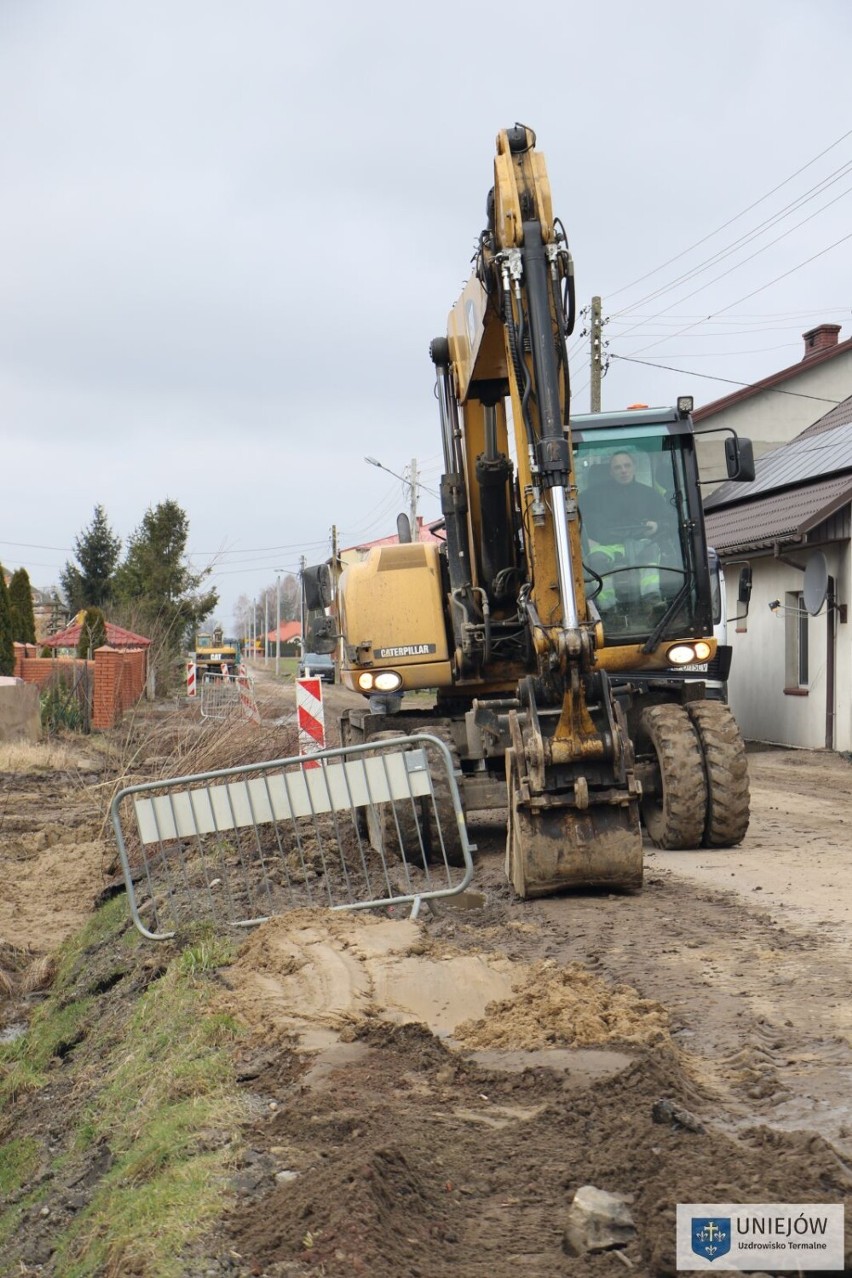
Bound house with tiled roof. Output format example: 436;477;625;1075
265;620;302;648
694;323;852;485
43;614;152;655
704;392;852;751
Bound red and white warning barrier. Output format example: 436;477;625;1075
186;661;197;698
296;676;325;766
237;664;260;724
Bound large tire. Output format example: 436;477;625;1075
686;700;750;847
638;703;707;850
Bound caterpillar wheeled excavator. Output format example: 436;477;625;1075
306;125;754;898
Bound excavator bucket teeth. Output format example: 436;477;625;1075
506;786;643;899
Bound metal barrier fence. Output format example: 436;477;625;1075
110;733;474;939
199;671;258;723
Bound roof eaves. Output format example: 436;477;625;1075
798;482;852;533
693;336;852;422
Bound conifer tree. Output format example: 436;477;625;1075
9;568;37;644
0;568;15;676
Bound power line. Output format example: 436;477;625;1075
627;342;800;358
607;126;852;302
189;536;330;556
623;228;852;357
610;353;844;404
612;161;852;324
620;183;852;352
0;538;74;552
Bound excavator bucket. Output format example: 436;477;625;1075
505;750;643;898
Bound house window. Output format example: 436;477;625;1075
784;591;809;692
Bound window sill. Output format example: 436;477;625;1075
783;687;809;697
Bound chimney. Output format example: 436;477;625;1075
802;323;841;360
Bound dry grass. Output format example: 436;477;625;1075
0;943;55;1000
0;739;92;774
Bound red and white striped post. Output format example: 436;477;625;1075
237;664;260;724
186;661;197;698
296;676;325;767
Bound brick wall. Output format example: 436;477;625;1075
13;643;147;730
13;646;94;691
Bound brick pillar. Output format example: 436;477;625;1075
93;647;122;730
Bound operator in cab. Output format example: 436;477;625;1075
579;449;678;625
581;450;670;544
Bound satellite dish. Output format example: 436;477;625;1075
802;552;829;616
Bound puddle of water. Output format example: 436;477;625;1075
302;1040;373;1089
428;891;487;915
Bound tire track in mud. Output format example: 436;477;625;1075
471;855;852;1160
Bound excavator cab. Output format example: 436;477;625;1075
573;406;712;655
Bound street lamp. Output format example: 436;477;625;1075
275;569;284;678
364;456;439;541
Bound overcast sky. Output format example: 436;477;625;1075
2;0;851;629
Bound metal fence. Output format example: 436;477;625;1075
110;733;474;939
198;671;259;723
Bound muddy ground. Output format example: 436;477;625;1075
1;675;850;1276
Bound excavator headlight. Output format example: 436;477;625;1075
667;644;697;665
677;395;694;415
693;641;712;661
356;670;403;693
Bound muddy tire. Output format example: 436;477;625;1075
638;703;707;850
686;700;750;847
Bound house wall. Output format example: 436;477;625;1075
695;350;852;484
833;538;852;752
727;547;851;751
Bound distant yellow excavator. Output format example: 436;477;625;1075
305;125;754;897
193;626;239;680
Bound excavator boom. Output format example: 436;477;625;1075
432;124;643;894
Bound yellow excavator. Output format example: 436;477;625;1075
305;125;754;897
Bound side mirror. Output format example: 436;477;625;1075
308;617;337;655
302;563;334;611
725;436;755;483
738;566;752;607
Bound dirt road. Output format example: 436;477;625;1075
1;681;850;1275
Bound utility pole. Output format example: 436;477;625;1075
275;571;282;678
590;295;603;413
264;592;269;666
299;555;307;651
408;459;418;540
330;525;339;589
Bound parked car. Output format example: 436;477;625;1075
298;652;335;683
